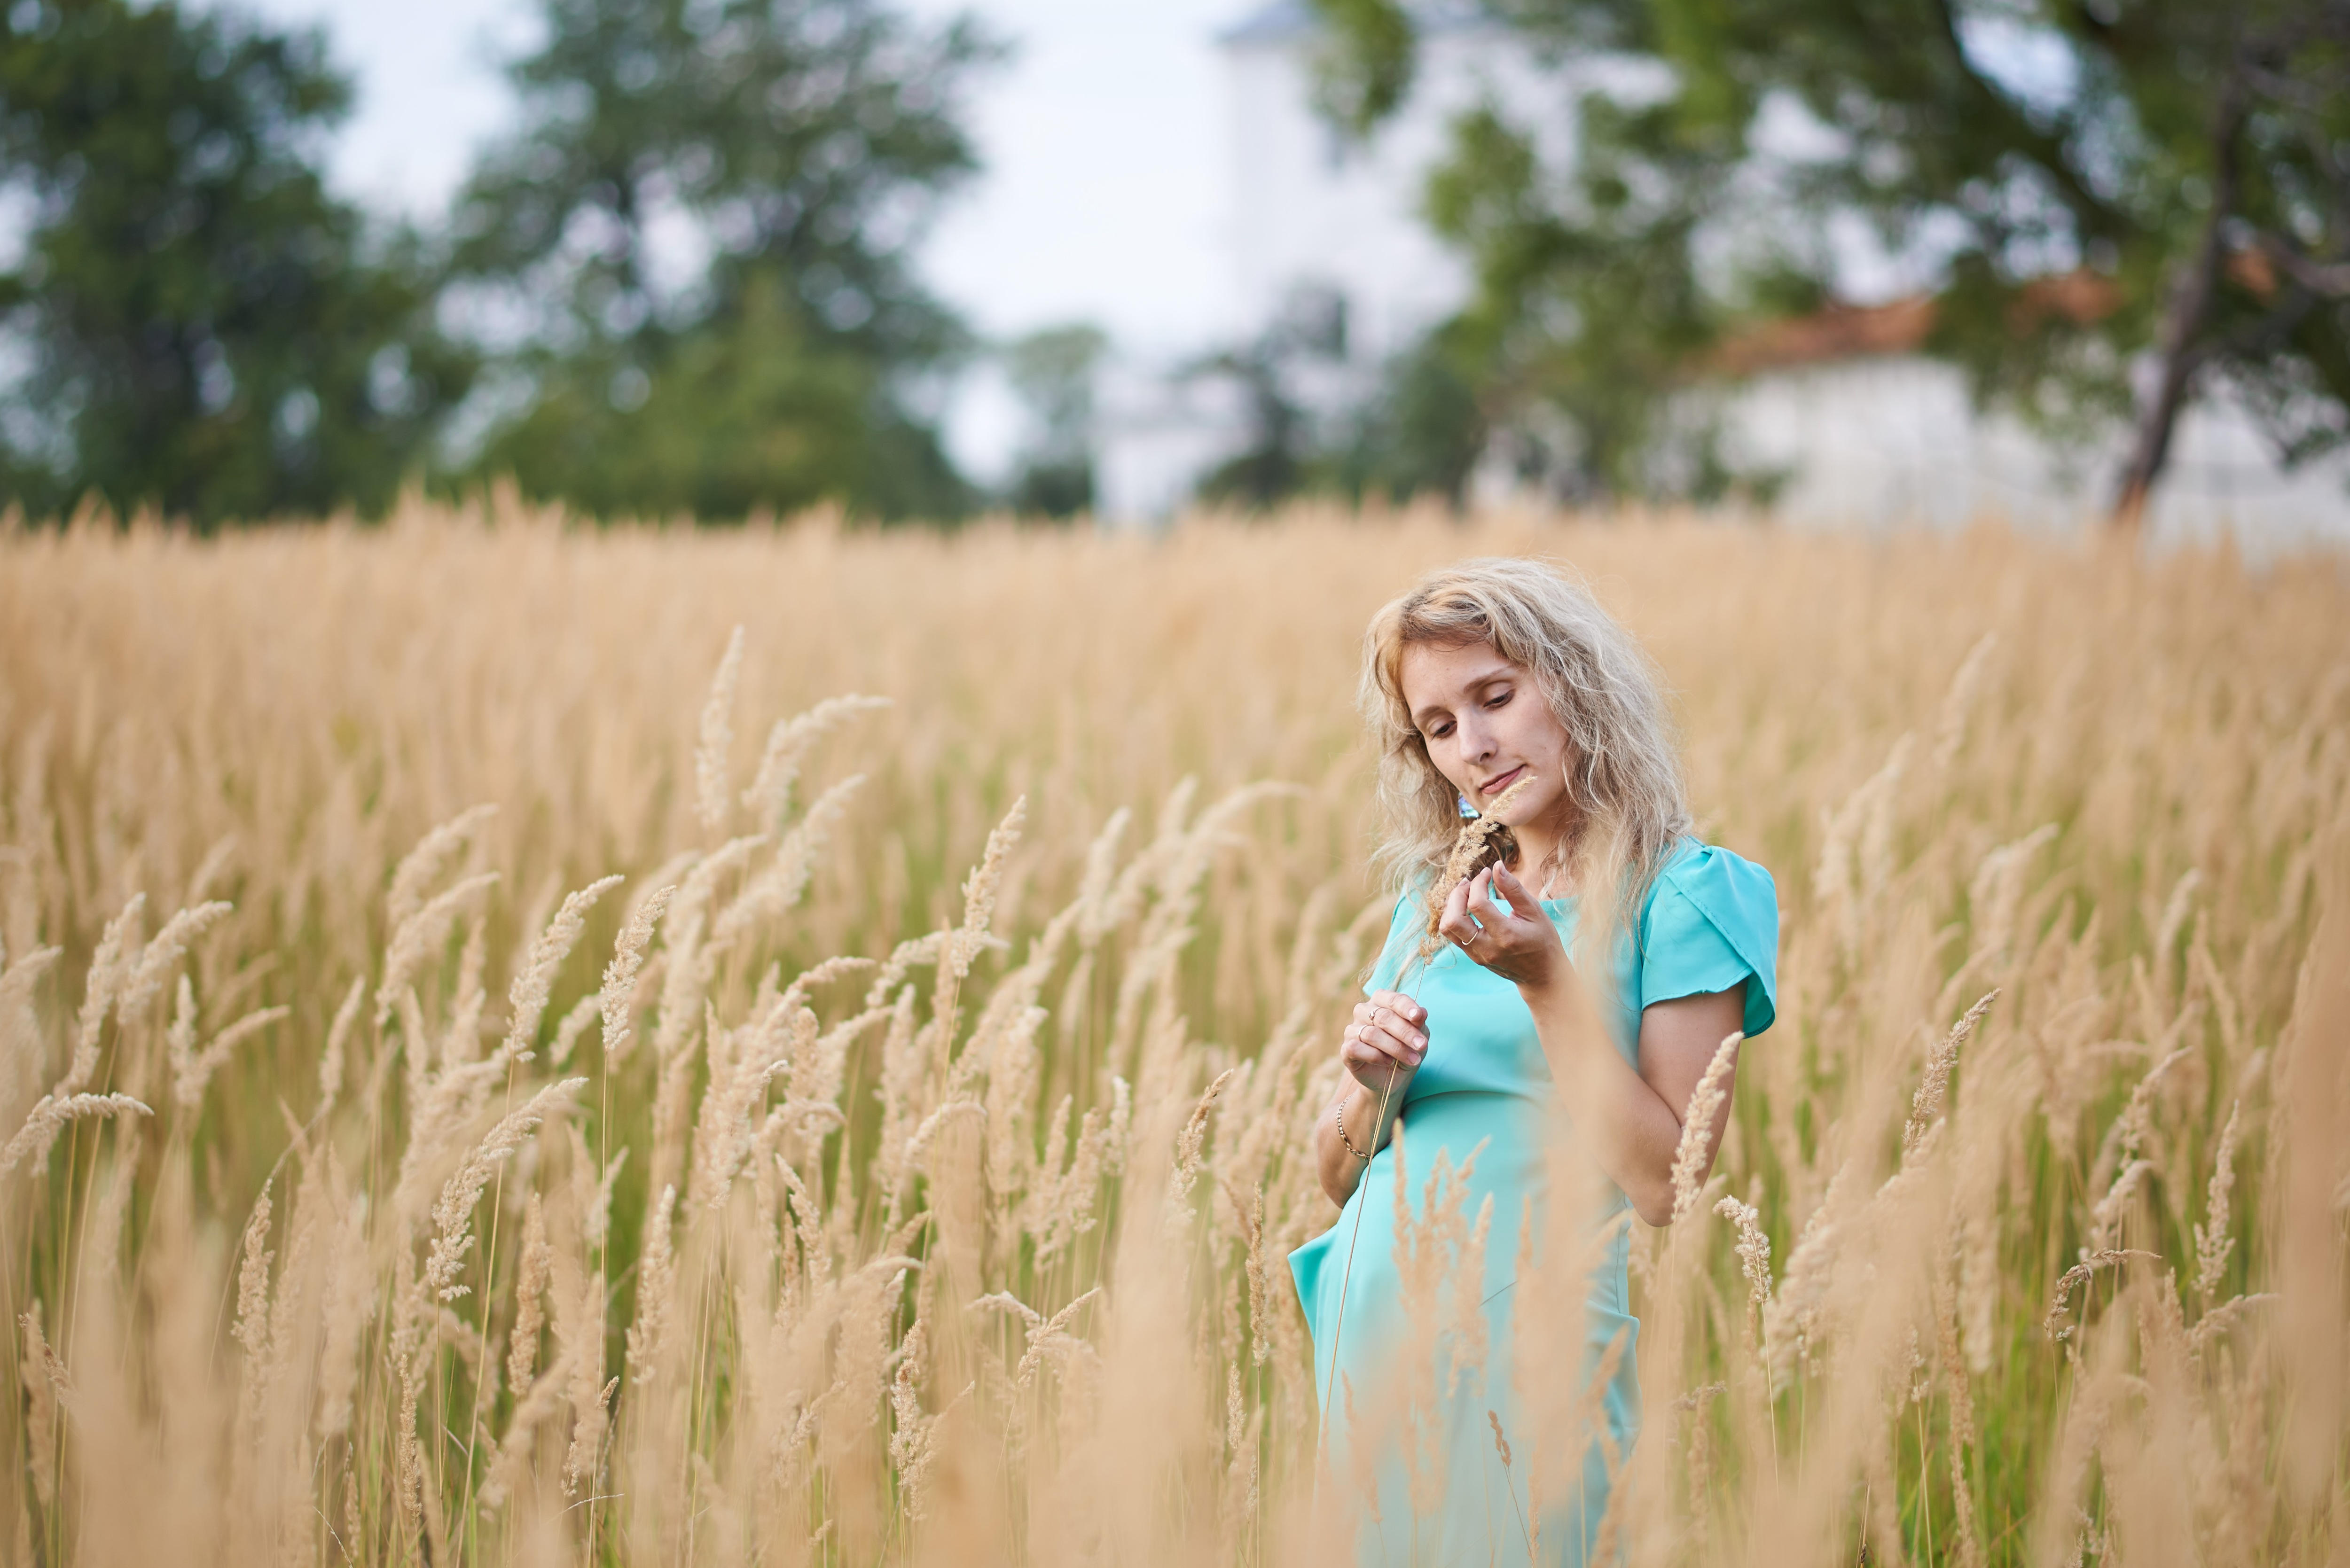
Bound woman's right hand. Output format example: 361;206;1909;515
1342;989;1427;1096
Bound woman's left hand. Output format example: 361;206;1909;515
1437;861;1570;995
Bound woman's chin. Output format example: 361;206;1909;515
1496;788;1570;836
1476;769;1534;814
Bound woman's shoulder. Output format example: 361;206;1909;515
1652;837;1779;923
1640;836;1782;1035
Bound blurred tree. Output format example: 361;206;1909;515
448;0;1000;522
1315;0;2350;522
1002;323;1105;517
1192;282;1349;507
0;0;472;525
1190;281;1497;510
467;274;966;520
1331;325;1489;505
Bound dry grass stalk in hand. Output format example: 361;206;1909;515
1418;774;1535;965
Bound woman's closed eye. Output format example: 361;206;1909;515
1425;692;1509;741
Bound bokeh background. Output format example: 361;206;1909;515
5;6;2350;1564
2;0;2347;540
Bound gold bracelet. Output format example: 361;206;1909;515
1333;1097;1371;1162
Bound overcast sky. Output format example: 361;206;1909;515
229;0;1247;406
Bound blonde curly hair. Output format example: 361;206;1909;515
1361;555;1691;969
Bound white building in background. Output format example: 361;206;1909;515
1096;0;1525;519
1095;1;2350;549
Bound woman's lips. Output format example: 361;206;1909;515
1480;765;1525;798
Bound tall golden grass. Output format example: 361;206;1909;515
0;498;2343;1566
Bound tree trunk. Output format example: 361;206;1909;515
2109;79;2247;531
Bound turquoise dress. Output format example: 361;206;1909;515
1289;839;1778;1566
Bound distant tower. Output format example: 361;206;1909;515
1058;0;1548;520
1216;1;1499;374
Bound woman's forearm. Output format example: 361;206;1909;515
1315;1074;1410;1207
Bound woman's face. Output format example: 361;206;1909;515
1397;638;1574;832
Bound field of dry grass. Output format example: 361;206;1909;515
0;499;2344;1566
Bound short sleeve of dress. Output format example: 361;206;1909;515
1363;893;1418;998
1638;843;1781;1039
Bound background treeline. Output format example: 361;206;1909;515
1212;0;2350;523
0;0;1012;526
3;0;2347;526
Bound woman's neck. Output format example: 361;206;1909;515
1508;803;1582;900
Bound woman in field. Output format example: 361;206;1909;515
1290;557;1778;1565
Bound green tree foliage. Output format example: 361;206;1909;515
1192;283;1349;507
1316;0;2350;517
0;0;472;525
448;0;1001;522
1191;282;1488;510
1002;323;1105;517
1312;0;1418;134
1331;325;1488;505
